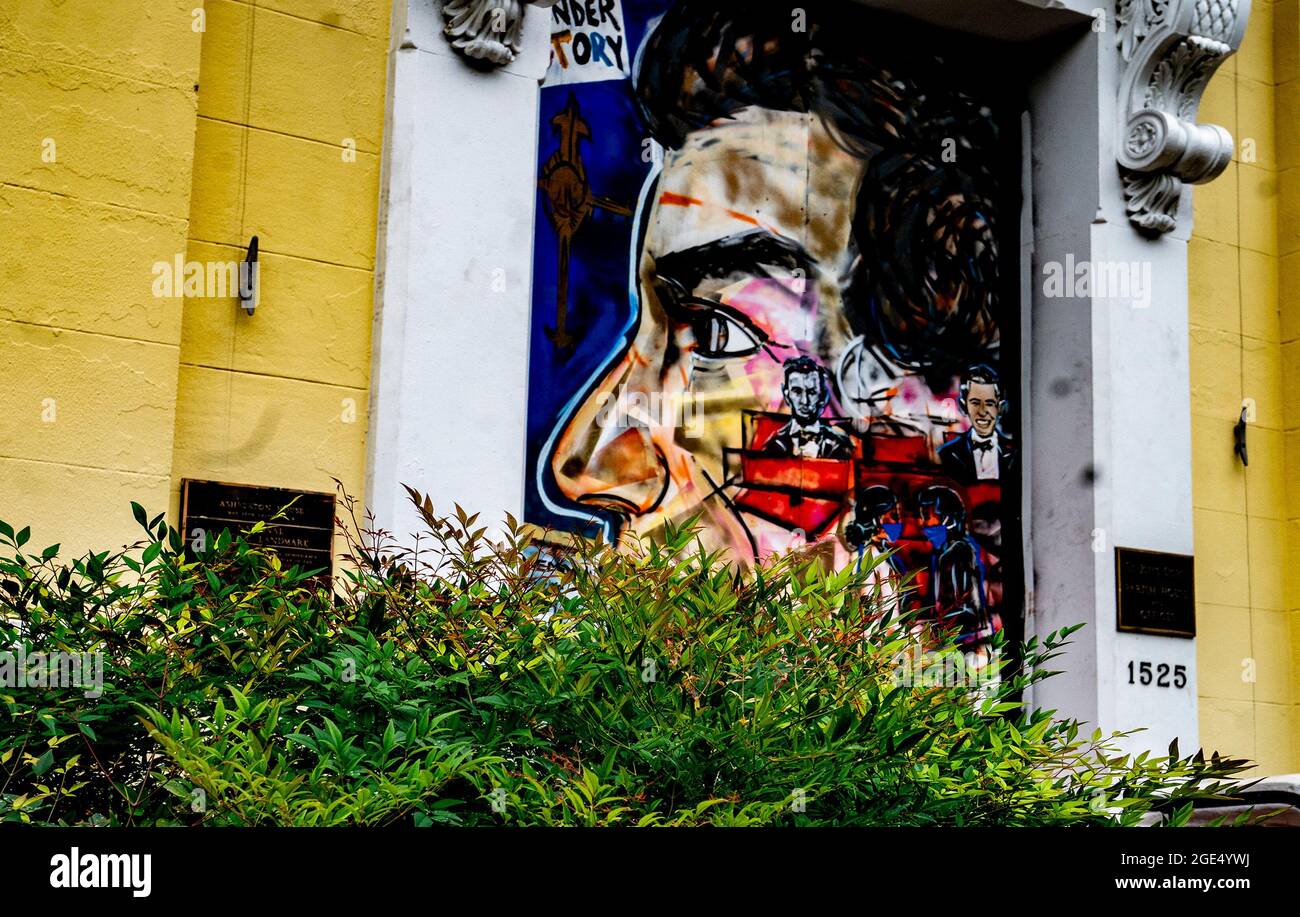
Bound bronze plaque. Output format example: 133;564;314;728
180;480;335;586
1115;547;1195;638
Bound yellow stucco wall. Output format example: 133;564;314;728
168;0;389;558
0;1;203;552
1280;0;1300;775
0;0;387;566
1190;0;1300;774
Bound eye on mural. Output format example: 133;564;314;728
526;0;1024;662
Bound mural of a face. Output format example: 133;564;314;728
550;108;865;562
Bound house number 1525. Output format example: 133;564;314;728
1127;660;1187;689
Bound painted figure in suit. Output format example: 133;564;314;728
939;364;1015;484
765;357;854;460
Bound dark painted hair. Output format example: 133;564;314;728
918;484;968;528
782;355;826;384
635;0;1008;390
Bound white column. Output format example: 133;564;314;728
367;1;551;539
1028;9;1213;754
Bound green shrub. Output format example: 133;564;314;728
0;492;1249;826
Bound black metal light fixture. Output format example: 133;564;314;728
1233;404;1249;466
239;235;259;316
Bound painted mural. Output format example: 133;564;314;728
527;0;1023;662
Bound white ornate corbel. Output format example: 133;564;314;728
1116;0;1250;235
441;0;558;68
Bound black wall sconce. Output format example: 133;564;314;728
239;235;259;317
1233;403;1249;466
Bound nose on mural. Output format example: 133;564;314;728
550;356;671;518
551;342;673;517
552;418;668;517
